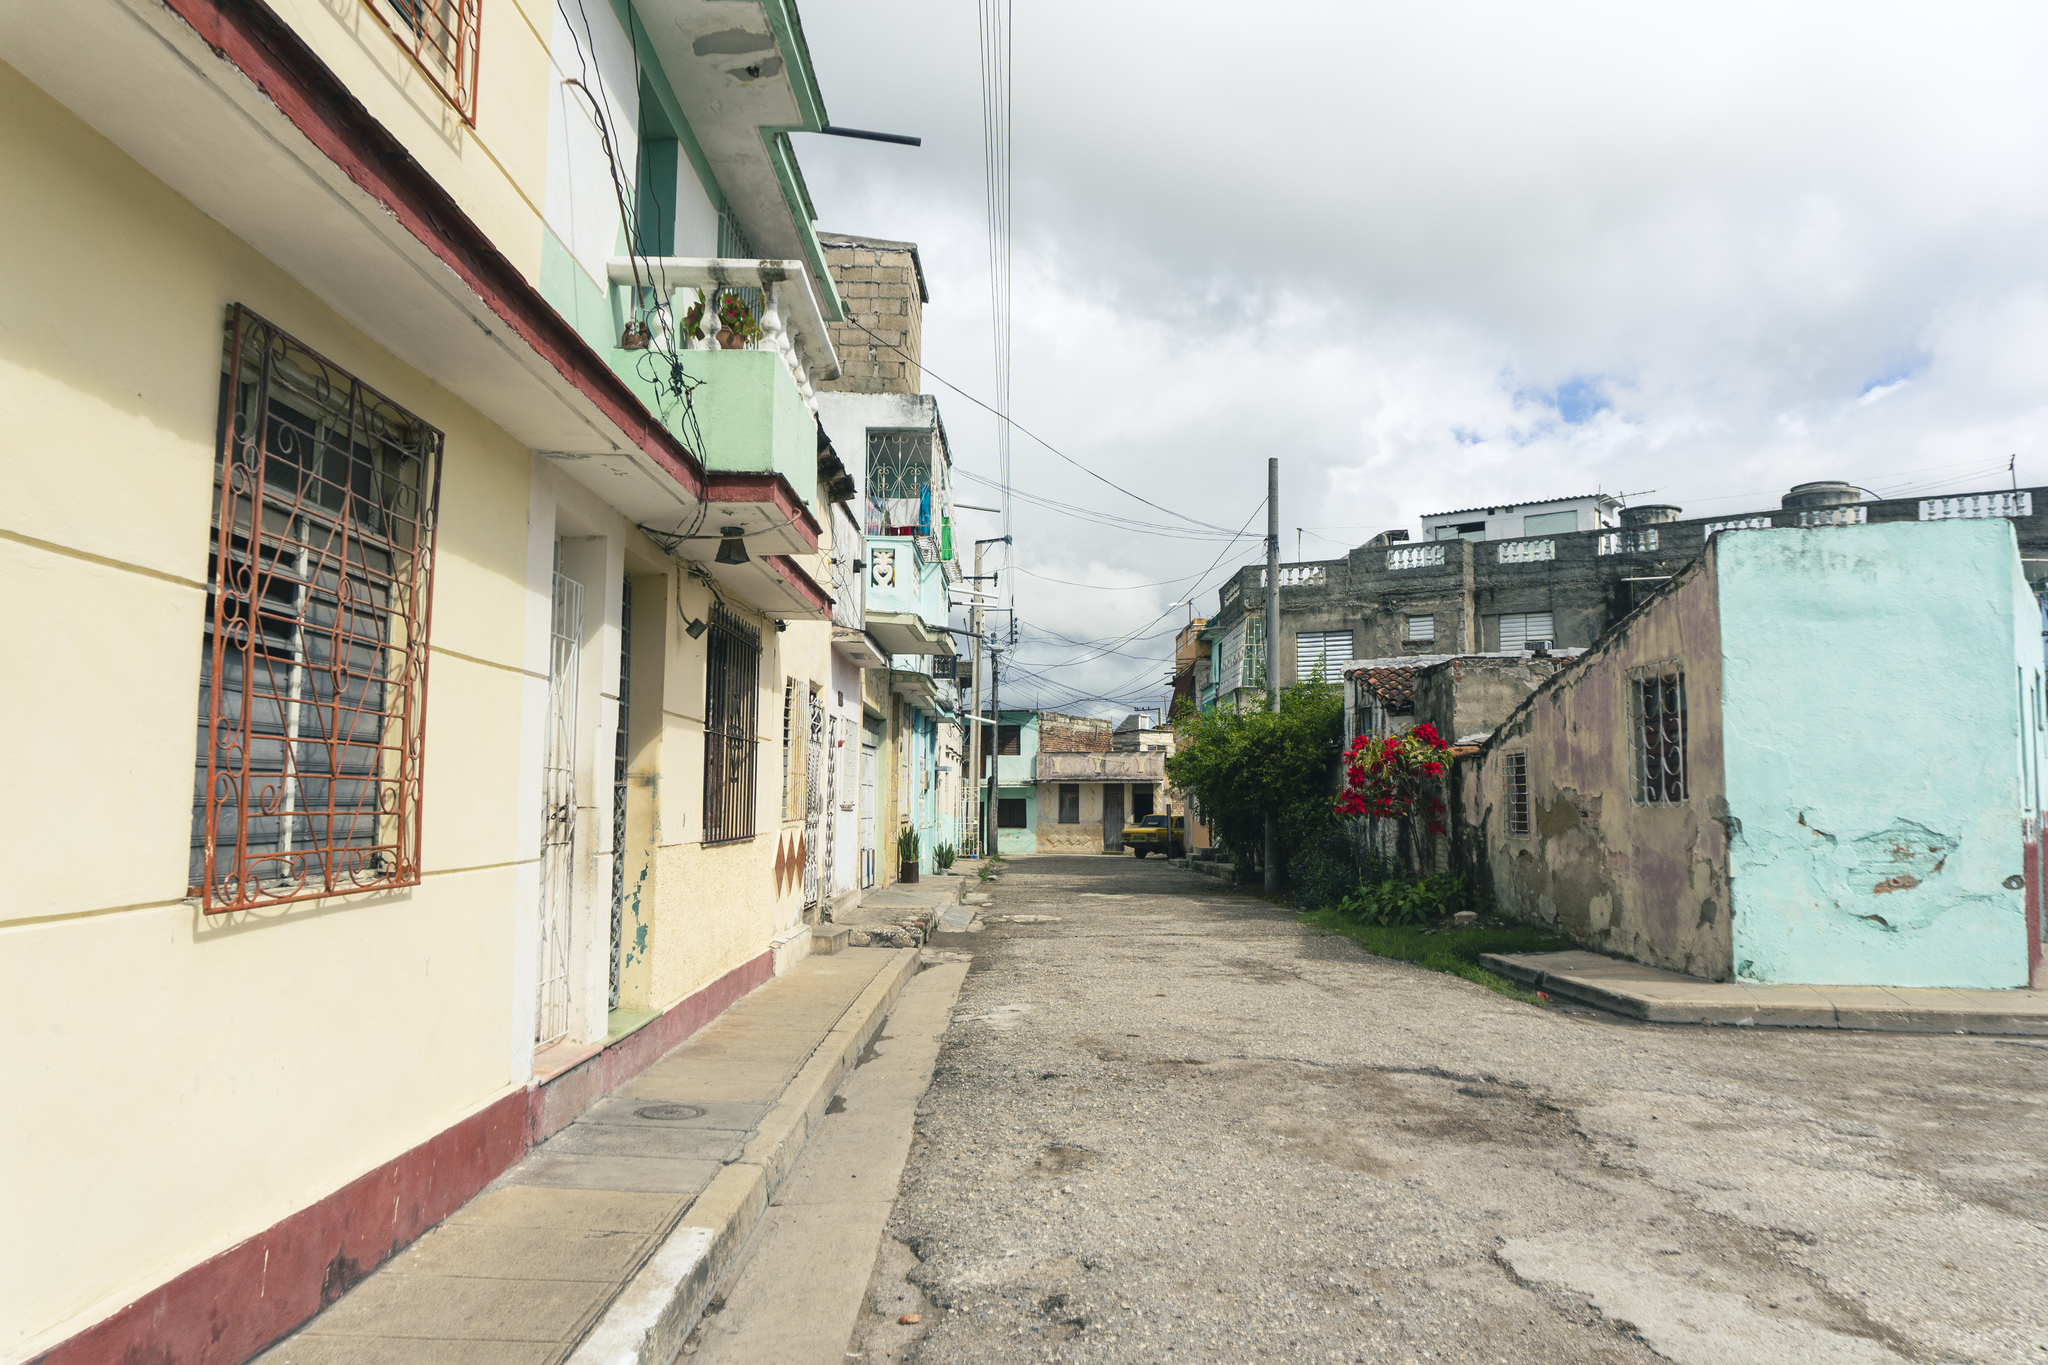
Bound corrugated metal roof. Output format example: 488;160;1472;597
1419;494;1617;519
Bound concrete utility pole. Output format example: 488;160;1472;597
966;535;1008;860
1265;456;1281;895
984;644;1002;859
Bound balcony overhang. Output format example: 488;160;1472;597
866;612;956;658
889;669;956;718
4;0;751;527
832;627;889;668
700;551;831;620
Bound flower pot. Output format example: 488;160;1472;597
717;327;738;349
899;861;920;884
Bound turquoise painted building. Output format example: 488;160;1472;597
990;709;1040;856
1469;518;2045;989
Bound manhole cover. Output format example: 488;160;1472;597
634;1104;706;1122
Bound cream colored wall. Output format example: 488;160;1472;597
0;66;539;1358
267;0;554;279
1039;783;1108;851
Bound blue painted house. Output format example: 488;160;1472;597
1466;517;2045;990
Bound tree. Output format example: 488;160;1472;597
1166;677;1344;879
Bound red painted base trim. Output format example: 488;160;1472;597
30;951;774;1365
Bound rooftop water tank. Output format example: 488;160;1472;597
1620;504;1682;527
1782;480;1860;510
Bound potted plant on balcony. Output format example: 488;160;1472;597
716;292;761;349
897;825;922;884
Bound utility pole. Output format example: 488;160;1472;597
984;643;1002;859
966;535;1008;860
1265;457;1281;895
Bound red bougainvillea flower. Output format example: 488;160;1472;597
1412;722;1442;745
1336;722;1458;830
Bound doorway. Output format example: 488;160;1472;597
1103;783;1124;851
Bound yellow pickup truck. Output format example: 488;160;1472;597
1121;813;1185;858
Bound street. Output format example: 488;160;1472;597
854;854;2048;1365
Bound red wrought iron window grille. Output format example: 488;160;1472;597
190;306;443;913
365;0;483;125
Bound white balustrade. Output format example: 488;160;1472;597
1496;539;1555;564
1597;529;1659;555
1794;506;1866;527
1703;517;1772;537
1387;544;1446;570
605;257;840;415
1920;492;2033;521
1258;565;1329;588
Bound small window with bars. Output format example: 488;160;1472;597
191;307;442;913
1631;666;1687;805
996;724;1022;756
370;0;481;125
997;797;1028;828
1504;752;1529;835
780;678;808;823
1406;614;1436;643
1058;783;1080;823
702;606;761;843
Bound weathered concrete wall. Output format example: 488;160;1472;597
1038;782;1108;851
1717;522;2034;988
1466;552;1733;978
1413;656;1574;746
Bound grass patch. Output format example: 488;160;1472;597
1301;908;1577;1002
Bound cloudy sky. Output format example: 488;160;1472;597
793;1;2048;716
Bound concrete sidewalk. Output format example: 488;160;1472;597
257;947;920;1365
1482;949;2048;1034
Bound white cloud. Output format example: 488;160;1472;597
793;0;2048;712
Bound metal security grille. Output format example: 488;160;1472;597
803;687;824;908
866;430;937;535
1505;752;1530;834
1632;668;1687;804
367;0;481;125
537;569;582;1044
608;577;633;1010
193;305;441;913
703;606;761;845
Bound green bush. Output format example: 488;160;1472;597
1165;678;1344;881
1336;871;1468;926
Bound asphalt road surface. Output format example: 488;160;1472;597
852;853;2048;1365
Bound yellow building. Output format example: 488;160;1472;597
0;1;873;1359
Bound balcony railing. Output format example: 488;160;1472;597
1598;529;1659;555
1258;564;1329;588
1496;539;1555;564
1921;492;2033;521
1704;517;1773;537
1387;544;1446;570
1794;506;1866;528
605;257;840;412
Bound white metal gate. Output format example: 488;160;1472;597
536;570;581;1046
821;714;839;904
860;738;878;889
802;688;824;910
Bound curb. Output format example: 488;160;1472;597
1480;953;2048;1035
565;947;923;1365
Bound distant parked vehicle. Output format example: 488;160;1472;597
1121;813;1185;858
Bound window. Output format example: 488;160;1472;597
1631;667;1687;805
998;798;1028;828
1295;630;1353;682
996;724;1022;756
1406;615;1436;643
1434;521;1485;541
1505;752;1529;835
1497;612;1554;652
191;306;442;913
780;678;809;823
1522;510;1578;536
371;0;481;125
1058;783;1080;823
703;605;761;843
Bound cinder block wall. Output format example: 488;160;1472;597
816;232;925;395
